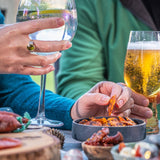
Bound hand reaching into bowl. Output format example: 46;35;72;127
71;81;152;121
117;83;152;121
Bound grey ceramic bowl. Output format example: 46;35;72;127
72;117;146;142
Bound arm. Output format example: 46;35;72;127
0;74;75;130
71;81;152;121
0;74;152;130
57;0;104;100
0;11;4;24
57;0;152;102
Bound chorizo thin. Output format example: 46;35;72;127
0;138;22;149
0;114;22;133
0;111;29;124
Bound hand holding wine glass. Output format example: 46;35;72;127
124;31;160;134
0;18;71;75
16;0;77;127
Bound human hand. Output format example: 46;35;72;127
129;91;152;121
0;17;72;75
156;92;160;104
71;81;134;120
117;83;152;121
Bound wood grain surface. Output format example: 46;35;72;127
0;127;61;160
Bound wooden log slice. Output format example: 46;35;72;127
0;127;61;160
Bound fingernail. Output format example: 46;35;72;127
143;99;149;106
49;65;54;71
55;52;61;58
56;18;64;26
65;41;72;49
146;110;153;118
117;100;124;108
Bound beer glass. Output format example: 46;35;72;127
124;31;160;134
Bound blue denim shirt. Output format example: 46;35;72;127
0;12;75;130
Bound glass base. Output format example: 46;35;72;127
30;118;64;128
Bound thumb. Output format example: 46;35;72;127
82;93;111;106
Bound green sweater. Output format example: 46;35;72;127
57;0;151;99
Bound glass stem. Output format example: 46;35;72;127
36;74;46;126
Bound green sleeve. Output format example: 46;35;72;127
57;0;104;100
57;0;151;100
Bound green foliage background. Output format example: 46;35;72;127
31;71;55;93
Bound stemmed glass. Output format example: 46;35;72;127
16;0;77;127
124;31;160;134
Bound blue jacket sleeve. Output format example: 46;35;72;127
0;10;5;24
0;74;75;130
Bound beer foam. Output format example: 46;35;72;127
127;41;160;50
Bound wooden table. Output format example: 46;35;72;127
0;127;61;160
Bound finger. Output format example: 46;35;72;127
131;104;153;119
132;91;149;107
112;109;131;117
116;86;132;108
123;109;131;117
33;40;72;52
15;17;65;34
129;114;146;122
22;52;61;67
114;98;134;113
82;93;111;106
156;92;160;103
18;65;55;75
109;82;122;98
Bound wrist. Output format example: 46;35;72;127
71;102;77;120
71;100;82;120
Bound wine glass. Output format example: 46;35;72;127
124;31;160;134
16;0;77;127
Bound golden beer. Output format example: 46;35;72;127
124;41;160;134
124;49;160;97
